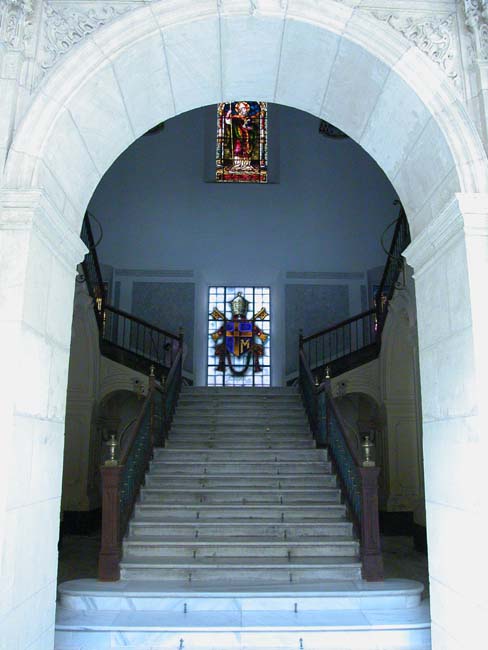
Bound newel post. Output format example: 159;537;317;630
98;463;123;581
359;466;384;581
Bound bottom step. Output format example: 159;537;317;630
55;579;430;650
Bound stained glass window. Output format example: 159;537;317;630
208;286;271;387
216;102;267;183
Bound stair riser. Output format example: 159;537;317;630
123;544;359;559
167;440;316;449
153;450;327;461
172;422;308;430
119;566;362;583
168;429;311;438
175;409;305;417
145;477;337;489
149;462;331;475
174;411;307;419
128;523;353;537
134;506;347;521
140;493;341;506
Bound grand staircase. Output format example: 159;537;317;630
56;385;430;650
120;386;362;585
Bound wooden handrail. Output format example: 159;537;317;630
118;388;154;466
302;308;375;343
326;388;362;467
299;349;316;386
104;304;180;340
165;347;183;386
81;212;105;293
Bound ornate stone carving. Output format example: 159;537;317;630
373;12;458;84
0;0;35;49
40;1;134;71
463;0;488;60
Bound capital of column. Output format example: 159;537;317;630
403;192;488;275
0;188;87;270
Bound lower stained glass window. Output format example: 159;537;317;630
208;286;271;387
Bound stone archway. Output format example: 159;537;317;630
1;2;488;648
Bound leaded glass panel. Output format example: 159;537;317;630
216;102;267;183
208;286;271;386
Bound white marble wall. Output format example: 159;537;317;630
404;194;488;649
1;1;488;649
0;190;86;649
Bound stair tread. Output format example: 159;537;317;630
121;556;361;567
131;519;349;525
125;536;357;545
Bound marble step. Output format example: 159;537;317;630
177;399;302;407
176;403;306;413
122;537;359;559
152;448;326;461
166;439;316;449
56;580;430;650
144;475;337;489
139;487;341;505
133;504;348;521
172;417;308;426
128;520;354;538
149;461;332;475
171;421;312;438
167;432;312;442
57;578;425;611
119;556;363;583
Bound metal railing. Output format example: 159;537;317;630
298;349;384;581
102;305;180;371
80;211;183;374
300;309;377;377
300;206;410;378
98;349;184;581
374;205;410;334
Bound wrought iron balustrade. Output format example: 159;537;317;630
102;304;180;375
299;206;410;378
300;309;377;379
298;349;383;581
98;349;184;581
374;206;410;335
80;211;183;376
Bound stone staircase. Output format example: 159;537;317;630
56;386;431;649
119;386;362;586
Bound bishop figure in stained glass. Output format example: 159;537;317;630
211;292;268;375
216;101;267;183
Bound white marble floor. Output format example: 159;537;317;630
56;533;430;649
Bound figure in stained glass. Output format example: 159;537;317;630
211;292;268;375
216;101;267;183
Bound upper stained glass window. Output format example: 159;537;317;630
216;101;267;183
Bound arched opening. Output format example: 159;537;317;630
2;3;487;648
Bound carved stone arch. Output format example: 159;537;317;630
4;0;488;236
2;1;488;647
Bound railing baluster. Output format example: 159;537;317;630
298;349;383;582
98;348;184;581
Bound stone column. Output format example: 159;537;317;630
404;193;488;650
0;190;86;649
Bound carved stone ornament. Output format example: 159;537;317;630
463;0;488;60
373;12;459;84
40;2;135;71
0;0;35;49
